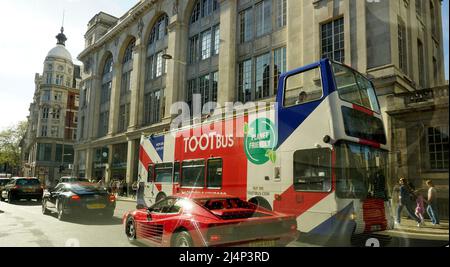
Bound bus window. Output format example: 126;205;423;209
293;149;331;192
181;160;206;188
155;163;173;183
148;164;155;183
332;63;381;113
207;158;223;189
173;162;180;183
284;66;323;107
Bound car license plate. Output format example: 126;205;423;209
248;240;276;247
23;189;35;193
87;204;106;210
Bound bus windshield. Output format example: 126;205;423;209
335;141;389;200
332;62;380;113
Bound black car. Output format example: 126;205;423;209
0;177;43;203
42;182;116;221
0;178;11;192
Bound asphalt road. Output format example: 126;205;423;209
0;200;447;247
0;199;138;247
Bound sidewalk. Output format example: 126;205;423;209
382;218;449;241
116;196;136;203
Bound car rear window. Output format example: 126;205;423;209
197;198;256;211
69;184;107;194
16;179;40;186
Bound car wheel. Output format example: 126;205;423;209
7;192;14;204
42;200;49;215
57;200;66;221
173;231;193;247
125;217;137;242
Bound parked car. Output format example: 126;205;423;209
0;178;11;191
0;177;43;203
123;193;299;247
42;182;116;221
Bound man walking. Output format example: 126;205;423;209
426;180;440;226
396;178;422;227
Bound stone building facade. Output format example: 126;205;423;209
74;0;447;197
21;28;81;185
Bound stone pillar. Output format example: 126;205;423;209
89;76;102;138
218;0;237;103
163;16;187;123
355;0;367;71
105;144;114;184
85;148;94;180
126;139;137;195
109;63;122;135
129;39;144;131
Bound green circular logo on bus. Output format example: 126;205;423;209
244;118;278;165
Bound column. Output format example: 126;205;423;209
88;76;102;138
126;139;137;195
105;144;114;184
85;148;94;179
128;38;145;131
163;16;187;123
218;0;237;103
109;63;122;135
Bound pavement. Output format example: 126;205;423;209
380;218;449;241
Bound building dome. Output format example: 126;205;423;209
46;44;73;62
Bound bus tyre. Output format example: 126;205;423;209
126;217;137;242
250;197;272;211
173;231;193;247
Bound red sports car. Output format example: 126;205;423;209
123;193;299;247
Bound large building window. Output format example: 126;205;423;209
187;0;220;116
46;73;53;84
98;111;109;137
417;39;426;88
428;126;449;170
273;46;286;94
118;104;130;133
42;90;50;101
149;15;168;45
240;8;253;43
101;55;113;104
37;143;52;161
276;0;287;28
238;59;253;103
398;18;408;74
190;0;219;24
321;17;345;63
42;107;49;119
255;53;271;99
144;89;164;125
255;0;272;37
40;125;48;137
121;39;135;95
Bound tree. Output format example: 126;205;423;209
0;121;27;174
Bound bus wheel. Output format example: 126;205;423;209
249;197;272;211
155;192;166;203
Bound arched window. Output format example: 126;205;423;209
144;14;169;126
42;106;50;119
118;39;135;133
101;55;113;104
186;0;220;116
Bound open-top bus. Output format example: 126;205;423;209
136;58;394;239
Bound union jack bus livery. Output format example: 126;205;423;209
137;59;394;238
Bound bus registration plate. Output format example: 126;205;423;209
249;240;276;247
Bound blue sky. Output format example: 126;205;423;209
0;0;448;131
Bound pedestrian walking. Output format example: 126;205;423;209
414;190;425;226
132;181;138;200
426;180;440;226
396;178;422;227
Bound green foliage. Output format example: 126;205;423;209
0;121;27;171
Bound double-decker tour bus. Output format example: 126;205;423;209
136;58;394;239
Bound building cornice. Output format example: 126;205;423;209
78;0;155;60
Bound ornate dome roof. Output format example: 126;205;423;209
46;44;73;62
46;27;72;62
